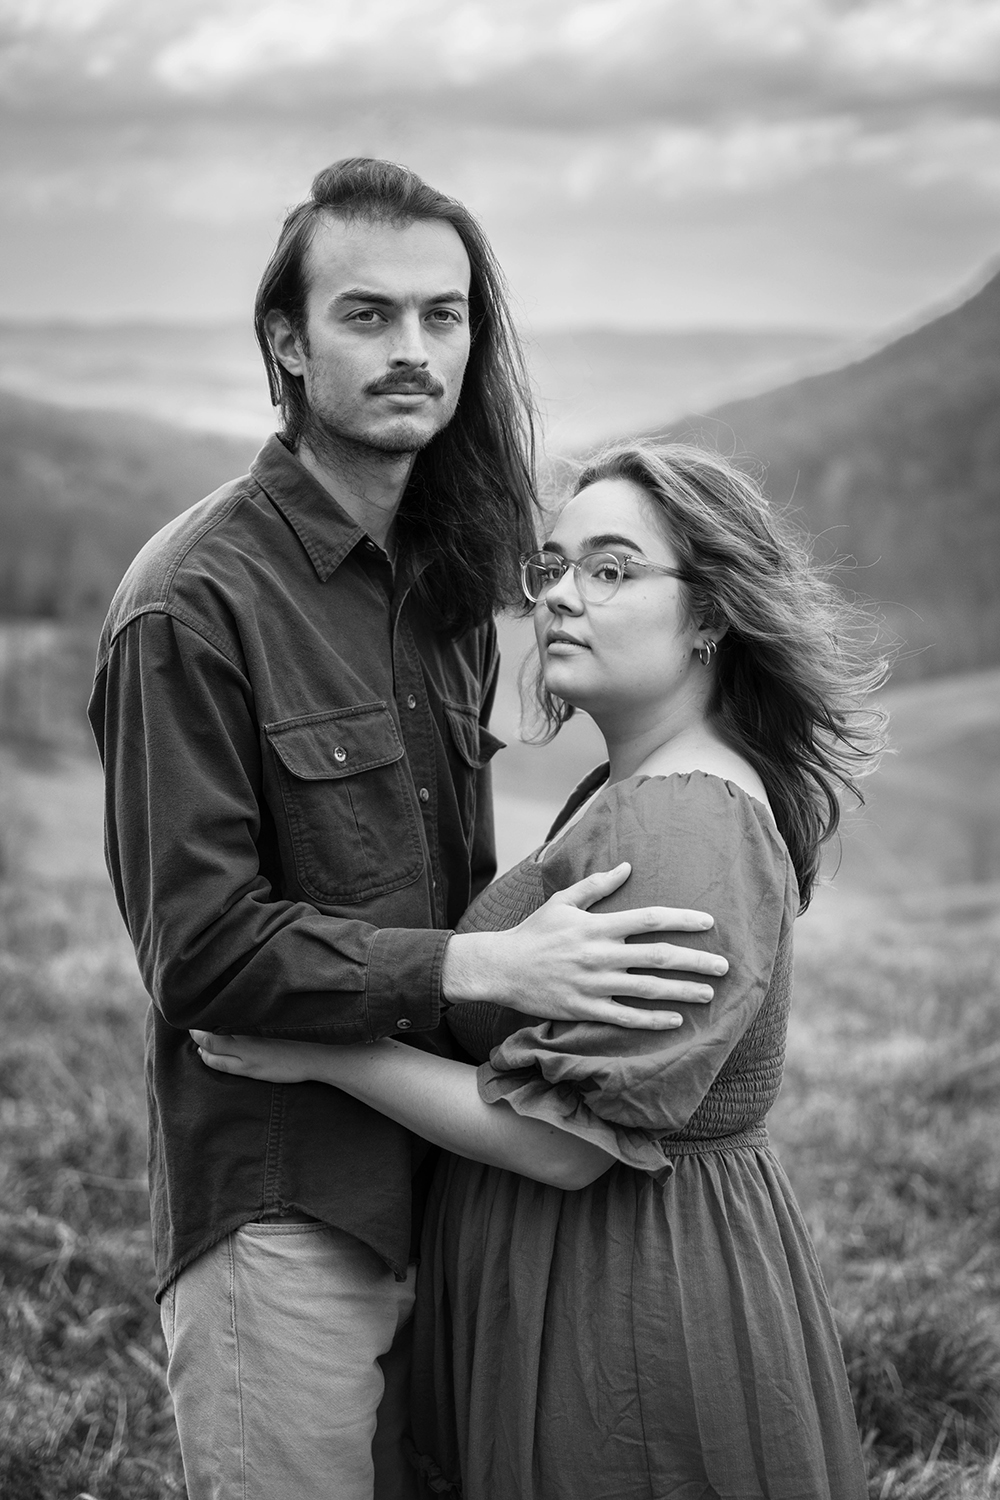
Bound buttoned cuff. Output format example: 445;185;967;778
364;926;452;1040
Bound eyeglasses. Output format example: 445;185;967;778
520;549;689;605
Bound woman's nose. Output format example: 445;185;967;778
544;568;584;614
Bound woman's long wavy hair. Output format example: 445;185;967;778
254;157;538;637
527;442;891;909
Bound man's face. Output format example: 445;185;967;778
269;214;473;455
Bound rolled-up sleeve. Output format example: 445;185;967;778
89;610;448;1041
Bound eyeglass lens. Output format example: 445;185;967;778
522;552;623;603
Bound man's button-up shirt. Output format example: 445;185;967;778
88;435;504;1293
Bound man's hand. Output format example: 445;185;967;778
442;862;727;1030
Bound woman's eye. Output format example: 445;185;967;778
594;562;620;583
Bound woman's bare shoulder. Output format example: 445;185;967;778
634;742;771;812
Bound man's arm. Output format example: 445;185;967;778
91;611;725;1042
90;609;448;1042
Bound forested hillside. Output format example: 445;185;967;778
687;267;1000;679
0;392;253;620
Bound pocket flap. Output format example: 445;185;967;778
444;703;507;770
266;703;404;780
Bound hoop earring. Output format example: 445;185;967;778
697;640;717;667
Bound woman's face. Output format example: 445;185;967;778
533;477;703;730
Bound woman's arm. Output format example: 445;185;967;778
192;1031;616;1191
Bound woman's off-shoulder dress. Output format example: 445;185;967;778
409;771;866;1500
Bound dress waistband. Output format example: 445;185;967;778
659;1123;769;1157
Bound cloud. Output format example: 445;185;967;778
4;0;1000;120
1;0;998;327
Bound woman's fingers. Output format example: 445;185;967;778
190;1029;250;1073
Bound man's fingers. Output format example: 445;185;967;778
597;906;716;936
606;973;717;1004
618;942;728;978
566;1000;686;1030
555;863;633;909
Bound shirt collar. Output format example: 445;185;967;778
250;434;367;583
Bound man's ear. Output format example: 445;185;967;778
265;310;306;378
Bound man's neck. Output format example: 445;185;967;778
295;436;417;554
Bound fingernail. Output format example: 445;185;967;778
713;960;729;975
667;1016;683;1028
699;916;714;928
697;986;714;1001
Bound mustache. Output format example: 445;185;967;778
366;370;445;398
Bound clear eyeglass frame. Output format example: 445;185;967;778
520;549;689;605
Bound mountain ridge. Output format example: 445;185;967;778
666;265;1000;679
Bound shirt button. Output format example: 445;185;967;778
333;746;348;764
396;1018;412;1031
364;539;377;551
406;694;417;710
418;787;430;803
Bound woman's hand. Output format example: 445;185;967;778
191;1029;341;1084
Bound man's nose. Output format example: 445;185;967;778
388;313;429;367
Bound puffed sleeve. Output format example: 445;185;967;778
477;773;798;1173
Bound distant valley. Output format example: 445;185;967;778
0;266;996;692
0;318;853;453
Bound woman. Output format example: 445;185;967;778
196;442;884;1498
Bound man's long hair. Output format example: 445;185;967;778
254;158;538;636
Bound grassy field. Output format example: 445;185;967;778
0;763;184;1497
1;719;999;1495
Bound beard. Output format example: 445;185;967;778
297;403;440;464
296;362;459;466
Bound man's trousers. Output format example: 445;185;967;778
160;1219;419;1500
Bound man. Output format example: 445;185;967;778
89;158;725;1500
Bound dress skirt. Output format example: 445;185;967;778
410;1142;866;1500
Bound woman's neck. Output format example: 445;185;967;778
603;720;718;784
601;718;771;808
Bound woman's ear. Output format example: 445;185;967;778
696;608;727;645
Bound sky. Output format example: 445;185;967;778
2;0;1000;332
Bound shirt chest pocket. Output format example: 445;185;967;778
265;703;424;905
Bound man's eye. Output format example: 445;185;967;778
350;309;384;324
428;308;462;324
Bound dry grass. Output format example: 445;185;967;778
774;887;1000;1497
2;772;1000;1497
0;864;185;1497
